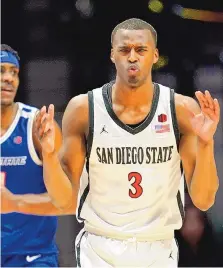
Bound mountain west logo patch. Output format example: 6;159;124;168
158;113;167;123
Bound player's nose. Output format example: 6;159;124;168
2;72;14;83
128;49;138;63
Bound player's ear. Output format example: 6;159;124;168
110;48;115;64
153;48;159;64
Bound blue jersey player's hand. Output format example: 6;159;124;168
34;104;56;154
0;181;18;214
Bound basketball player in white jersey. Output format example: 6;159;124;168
35;18;220;267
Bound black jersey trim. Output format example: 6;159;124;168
102;82;160;135
86;91;94;158
177;162;185;222
77;91;93;221
170;88;180;152
76;231;86;267
177;190;185;222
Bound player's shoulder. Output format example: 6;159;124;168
65;94;89;118
18;102;38;111
66;85;104;113
174;93;200;114
155;83;174;102
157;83;196;108
63;85;103;134
17;102;39;118
62;94;89;135
174;92;201;135
157;83;170;91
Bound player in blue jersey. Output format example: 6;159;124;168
0;44;74;267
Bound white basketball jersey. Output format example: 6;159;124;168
77;82;185;241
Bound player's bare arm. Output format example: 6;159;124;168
0;189;75;215
36;95;88;211
176;90;220;211
1;114;76;215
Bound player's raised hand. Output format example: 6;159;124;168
34;104;55;154
183;90;220;143
0;181;18;213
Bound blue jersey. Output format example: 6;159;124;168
1;103;58;255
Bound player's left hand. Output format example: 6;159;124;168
0;182;18;213
183;90;220;144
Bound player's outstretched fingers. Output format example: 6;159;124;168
195;91;208;110
38;113;50;138
47;104;55;121
213;98;220;122
43;114;52;134
35;106;46;134
204;90;214;110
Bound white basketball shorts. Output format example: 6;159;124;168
75;229;179;267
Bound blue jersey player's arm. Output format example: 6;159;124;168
176;90;220;211
1;118;76;215
1;189;76;215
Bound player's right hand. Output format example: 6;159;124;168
34;104;55;154
0;182;18;214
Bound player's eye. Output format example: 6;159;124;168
119;48;130;53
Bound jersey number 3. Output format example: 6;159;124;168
128;172;143;198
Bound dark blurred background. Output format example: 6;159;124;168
2;0;223;266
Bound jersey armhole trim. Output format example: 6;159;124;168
177;162;185;222
76;230;86;267
170;88;180;152
86;91;94;161
27;111;42;166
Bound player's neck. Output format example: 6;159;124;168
1;103;18;134
113;77;154;106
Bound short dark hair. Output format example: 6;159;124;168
111;18;157;47
1;44;20;60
